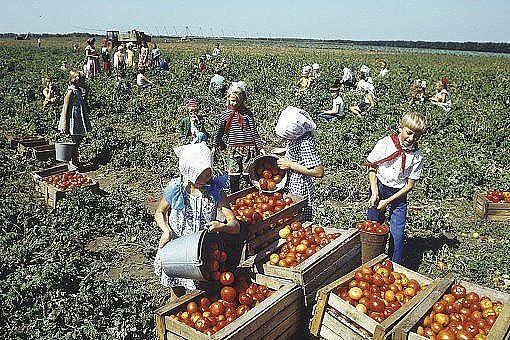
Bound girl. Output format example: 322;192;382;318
297;66;312;92
84;38;100;78
410;79;427;102
58;71;92;171
101;39;111;74
126;43;135;68
113;45;126;73
42;77;57;107
275;106;324;221
317;84;344;121
179;99;209;144
430;77;451;111
338;67;356;90
136;66;154;88
153;142;240;293
138;41;149;68
151;43;162;68
212;82;265;193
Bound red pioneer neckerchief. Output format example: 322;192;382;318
225;105;244;133
364;133;417;173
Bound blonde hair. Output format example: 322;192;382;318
68;70;83;85
401;112;426;133
227;82;247;104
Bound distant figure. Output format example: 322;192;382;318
212;43;221;58
126;43;135;68
115;72;131;98
297;65;312;92
179;98;209;144
37;37;41;48
151;43;162;68
113;45;126;73
138;41;150;68
360;64;371;80
410;79;427;102
317;83;344;121
209;68;226;95
84;38;100;78
101;40;111;74
430;77;451;111
42;77;58;107
311;63;321;79
159;59;169;71
339;67;356;90
73;43;78;53
350;78;376;117
379;61;389;77
136;66;154;88
60;61;68;71
198;55;207;73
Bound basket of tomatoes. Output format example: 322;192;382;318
355;220;390;264
248;154;287;193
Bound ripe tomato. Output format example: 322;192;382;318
368;297;385;313
220;286;237;303
219;272;235;286
283;197;293;205
258;178;268;190
262;170;272;179
450;284;467;299
209;302;224;316
187;302;199;315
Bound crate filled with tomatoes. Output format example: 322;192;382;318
154;271;304;340
227;186;305;257
392;276;510;340
31;164;99;208
255;221;361;307
473;190;510;221
309;254;435;340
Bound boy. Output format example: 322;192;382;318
179;99;209;144
364;112;425;264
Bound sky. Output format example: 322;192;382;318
1;0;509;42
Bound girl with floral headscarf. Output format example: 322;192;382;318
153;142;240;291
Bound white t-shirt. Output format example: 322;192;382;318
379;68;389;77
332;96;345;116
367;136;424;188
136;73;149;86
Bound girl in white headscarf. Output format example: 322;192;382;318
153;142;240;291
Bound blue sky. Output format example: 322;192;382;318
1;0;509;42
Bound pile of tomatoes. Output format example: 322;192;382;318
230;191;294;225
334;259;424;323
356;220;389;235
254;160;285;191
170;273;273;335
415;284;504;340
43;171;92;191
268;221;340;268
202;242;230;282
485;190;510;203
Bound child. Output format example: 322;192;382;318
151;43;162;69
42;77;57;107
430;77;451;111
350;78;376;117
113;45;126;73
364;112;426;264
212;82;265;193
297;65;312;92
115;72;131;98
311;63;321;79
58;71;92;171
338;67;356;90
101;40;111;74
179;99;209;144
410;79;427;102
136;66;154;88
126;43;135;68
317;84;344;121
275;106;324;221
209;68;226;96
379;61;389;77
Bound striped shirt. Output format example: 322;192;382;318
213;108;263;150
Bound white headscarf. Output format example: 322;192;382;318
275;106;316;141
174;142;213;184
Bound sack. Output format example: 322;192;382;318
275;106;316;140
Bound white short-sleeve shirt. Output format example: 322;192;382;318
367;136;424;188
332;96;345;116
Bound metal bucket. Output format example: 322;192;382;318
160;229;219;281
55;142;76;162
247;154;287;193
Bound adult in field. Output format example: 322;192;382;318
113;45;126;73
212;82;265;193
179;99;209;144
138;41;150;68
136;66;154;89
153;142;240;292
58;71;92;171
430;77;451;111
364;112;425;264
84;38;100;78
275;106;324;221
126;43;135;68
101;40;111;74
151;43;162;69
316;83;345;121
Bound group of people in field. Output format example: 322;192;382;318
41;38;442;298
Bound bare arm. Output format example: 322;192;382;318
154;198;173;248
377;179;415;210
323;101;340;114
367;167;379;207
58;90;72;133
206;192;240;234
277;158;324;178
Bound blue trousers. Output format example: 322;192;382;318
192;132;208;144
366;180;407;264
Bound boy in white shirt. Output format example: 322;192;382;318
364;112;426;264
317;84;344;121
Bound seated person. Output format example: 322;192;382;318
160;59;170;71
430;77;452;111
350;79;376;117
116;72;131;97
338;67;356;89
179;99;209;144
317;83;344;121
410;79;427;102
209;69;226;96
136;66;154;88
297;65;312;92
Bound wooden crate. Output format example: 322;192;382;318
8;134;47;149
254;227;361;307
309;254;435;340
154;273;304;340
22;144;56;161
227;186;305;258
392;276;510;340
31;164;99;208
473;192;510;221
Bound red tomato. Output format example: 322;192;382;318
450;284;467;299
262;170;272;179
209;302;224;316
258;178;268;190
368;298;385;313
195;317;211;331
186;302;198;315
283;197;293;205
219;272;235;286
220;286;237;303
200;297;211;309
238;293;253;306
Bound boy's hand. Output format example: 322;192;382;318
377;199;389;211
159;230;172;248
368;194;379;208
277;158;293;170
206;220;225;232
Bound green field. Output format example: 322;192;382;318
1;37;509;338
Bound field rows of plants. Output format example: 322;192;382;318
0;38;509;338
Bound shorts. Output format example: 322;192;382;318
227;145;258;176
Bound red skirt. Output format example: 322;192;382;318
103;62;111;72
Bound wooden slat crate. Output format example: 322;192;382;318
473;192;510;221
254;227;361;307
8;134;47;149
309;254;435;340
226;186;305;258
31;164;99;208
392;275;510;340
154;273;304;340
21;144;56;161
